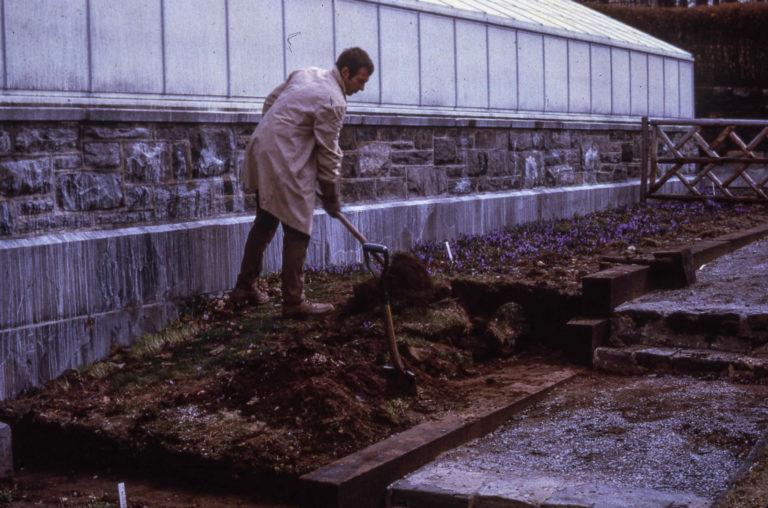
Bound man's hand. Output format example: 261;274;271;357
319;181;341;218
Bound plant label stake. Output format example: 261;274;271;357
363;242;417;396
118;482;127;508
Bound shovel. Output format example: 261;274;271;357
362;241;418;397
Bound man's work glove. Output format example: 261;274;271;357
319;180;341;218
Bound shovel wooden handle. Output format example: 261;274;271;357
383;303;406;372
336;212;368;244
336;212;386;266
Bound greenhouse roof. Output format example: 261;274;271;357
373;0;692;59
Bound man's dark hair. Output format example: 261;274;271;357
336;47;374;77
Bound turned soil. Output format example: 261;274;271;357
1;201;767;507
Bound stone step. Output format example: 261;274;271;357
388;475;710;508
611;308;768;355
594;345;768;382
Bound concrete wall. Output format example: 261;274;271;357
0;0;694;121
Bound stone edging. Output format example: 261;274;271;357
297;369;583;508
567;221;768;366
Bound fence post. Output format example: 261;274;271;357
641;116;649;203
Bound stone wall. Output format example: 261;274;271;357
0;120;641;238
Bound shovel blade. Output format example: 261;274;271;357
383;365;417;396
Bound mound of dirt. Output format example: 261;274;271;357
350;252;445;310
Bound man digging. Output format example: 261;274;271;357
232;47;374;317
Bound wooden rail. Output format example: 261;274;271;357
641;117;768;203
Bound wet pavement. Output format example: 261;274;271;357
391;374;768;508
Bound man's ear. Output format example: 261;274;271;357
340;66;350;80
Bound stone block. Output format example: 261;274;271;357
710;335;751;355
508;131;540;152
340;153;358;178
671;349;732;373
407;167;447;197
476;477;563;508
596;168;615;183
85;126;151;139
0;132;11;155
582;264;652;317
156;125;191;140
341;179;376;202
0;201;11;235
378;126;411;143
747;314;768;331
125;186;152;210
358;144;390;176
154;182;214;220
84;142;121;169
546;164;575;186
53;155;83;170
549;131;572;149
172;142;190;180
57;172;123;211
592;347;644;374
521;152;545;188
355;126;378;143
126;142;169;183
621;142;634;162
94;211;154;227
391;141;414;150
445;165;467;179
14;127;77;153
486;150;508;177
434;138;457;165
391;149;431;166
665;312;740;336
0;423;11;479
467;150;489;177
477;177;518;192
544;151;565;166
582;145;599;171
338;126;356;150
375;179;407;200
414;128;434;150
450;178;473;195
15;214;92;235
474;130;501;149
634;347;675;370
389;481;471;508
19;199;54;215
190;127;235;177
0;159;51;197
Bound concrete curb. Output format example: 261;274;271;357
297;369;583;508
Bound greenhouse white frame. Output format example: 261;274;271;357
0;0;694;121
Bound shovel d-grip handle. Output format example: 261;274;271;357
363;242;390;303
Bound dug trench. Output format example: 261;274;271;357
0;256;587;506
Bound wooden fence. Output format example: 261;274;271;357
642;117;768;203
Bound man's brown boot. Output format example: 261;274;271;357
282;300;334;317
230;284;270;305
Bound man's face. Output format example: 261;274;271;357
341;66;370;95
